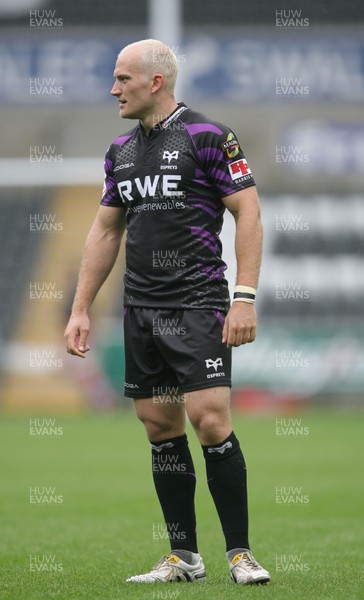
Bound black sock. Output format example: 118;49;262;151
151;434;198;553
202;431;250;552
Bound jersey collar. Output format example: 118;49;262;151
139;102;188;136
159;102;188;129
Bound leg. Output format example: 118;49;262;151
184;385;232;445
134;395;198;554
185;386;249;551
134;393;186;441
124;308;204;581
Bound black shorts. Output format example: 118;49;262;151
123;307;232;399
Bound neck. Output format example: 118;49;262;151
140;98;178;134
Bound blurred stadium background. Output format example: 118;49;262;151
0;0;363;414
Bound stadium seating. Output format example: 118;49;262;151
0;192;47;344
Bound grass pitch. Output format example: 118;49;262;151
0;409;362;600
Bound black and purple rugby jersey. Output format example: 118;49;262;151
101;103;255;311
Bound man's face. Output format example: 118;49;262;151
110;48;154;120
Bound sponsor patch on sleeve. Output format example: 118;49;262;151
228;158;252;182
221;132;240;158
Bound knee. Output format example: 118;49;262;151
134;403;184;442
188;408;231;445
139;416;172;441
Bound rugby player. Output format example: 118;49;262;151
65;39;270;585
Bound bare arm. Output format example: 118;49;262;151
221;186;263;347
64;205;126;357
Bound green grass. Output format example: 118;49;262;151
0;409;363;600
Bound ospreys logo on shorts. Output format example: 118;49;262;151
205;357;226;379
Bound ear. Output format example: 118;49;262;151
151;73;164;93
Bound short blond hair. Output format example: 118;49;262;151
119;39;179;93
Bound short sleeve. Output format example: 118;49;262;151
100;147;122;207
202;127;256;198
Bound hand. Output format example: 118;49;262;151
64;313;91;358
222;302;257;348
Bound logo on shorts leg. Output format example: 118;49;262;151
205;357;223;371
205;357;225;379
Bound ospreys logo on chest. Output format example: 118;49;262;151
160;150;179;170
